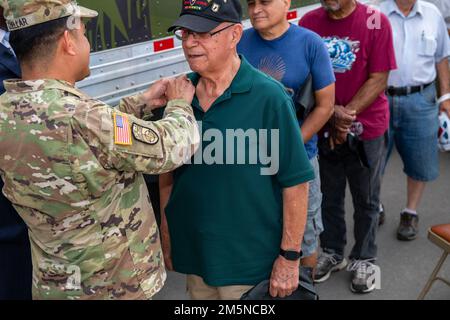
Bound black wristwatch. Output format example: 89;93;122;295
279;248;301;261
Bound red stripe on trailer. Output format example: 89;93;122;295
287;10;298;20
154;38;175;52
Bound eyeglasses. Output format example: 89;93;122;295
174;24;236;41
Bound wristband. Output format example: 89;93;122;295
437;93;450;105
279;248;301;261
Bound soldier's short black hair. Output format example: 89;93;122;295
10;16;69;64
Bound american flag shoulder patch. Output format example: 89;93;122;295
113;112;132;146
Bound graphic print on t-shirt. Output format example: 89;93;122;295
323;36;360;73
257;54;295;96
258;54;286;82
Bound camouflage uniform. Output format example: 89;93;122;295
0;0;199;300
0;78;198;299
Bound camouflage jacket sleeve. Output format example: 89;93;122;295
71;98;199;174
117;94;152;119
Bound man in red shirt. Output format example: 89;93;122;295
300;0;397;293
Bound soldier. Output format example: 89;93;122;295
0;0;199;299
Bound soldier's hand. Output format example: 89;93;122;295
166;75;195;104
141;78;170;110
269;256;300;298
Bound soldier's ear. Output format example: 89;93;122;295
61;30;77;57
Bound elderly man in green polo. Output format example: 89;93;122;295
160;0;315;300
0;0;199;299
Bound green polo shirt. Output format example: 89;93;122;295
165;56;315;286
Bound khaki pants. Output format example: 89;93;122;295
186;274;253;300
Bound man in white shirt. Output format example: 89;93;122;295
380;0;450;241
371;0;450;35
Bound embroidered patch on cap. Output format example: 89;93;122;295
211;3;220;12
113;113;132;146
132;124;160;145
183;0;213;11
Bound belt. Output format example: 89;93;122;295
386;82;432;96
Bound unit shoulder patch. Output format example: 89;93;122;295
132;123;160;145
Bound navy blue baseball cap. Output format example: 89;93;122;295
168;0;242;33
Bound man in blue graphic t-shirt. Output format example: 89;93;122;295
238;0;335;276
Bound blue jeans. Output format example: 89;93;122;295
384;83;439;181
319;134;386;260
301;156;323;258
